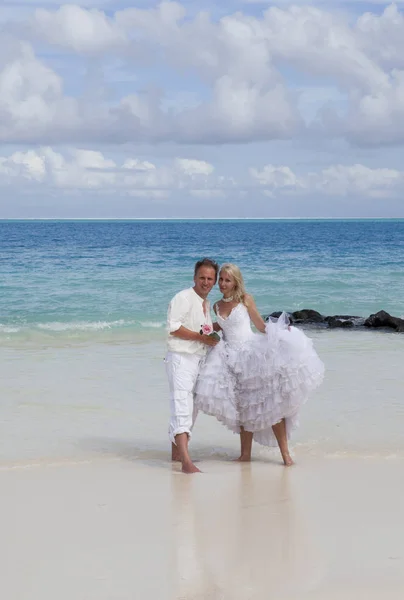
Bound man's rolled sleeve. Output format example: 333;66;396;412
167;294;190;333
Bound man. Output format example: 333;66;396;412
166;258;220;474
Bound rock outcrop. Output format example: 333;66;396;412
364;310;404;333
264;309;403;332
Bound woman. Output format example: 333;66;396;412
194;264;324;466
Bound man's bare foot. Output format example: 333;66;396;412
171;452;181;462
233;455;251;462
282;454;294;467
182;461;201;474
171;443;181;462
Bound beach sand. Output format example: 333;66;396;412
2;454;403;600
2;330;404;598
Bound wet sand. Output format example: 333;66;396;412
2;455;403;600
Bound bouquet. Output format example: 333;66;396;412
200;323;220;341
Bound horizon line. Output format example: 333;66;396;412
1;216;404;221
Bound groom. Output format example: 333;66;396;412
166;258;219;474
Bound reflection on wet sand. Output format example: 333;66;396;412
171;462;324;599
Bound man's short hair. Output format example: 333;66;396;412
194;258;219;281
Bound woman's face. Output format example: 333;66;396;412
219;270;236;296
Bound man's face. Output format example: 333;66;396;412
193;266;217;299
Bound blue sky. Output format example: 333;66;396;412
1;0;404;217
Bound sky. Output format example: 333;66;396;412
1;0;404;218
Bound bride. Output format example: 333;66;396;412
194;263;324;466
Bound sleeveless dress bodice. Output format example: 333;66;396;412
216;303;255;347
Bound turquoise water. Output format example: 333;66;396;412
1;219;404;343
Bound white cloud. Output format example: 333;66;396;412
122;158;156;171
357;4;404;69
260;6;388;93
17;2;301;143
30;5;127;54
175;158;214;176
0;147;231;196
13;2;404;146
315;164;402;196
0;149;47;182
3;2;404;146
1;145;402;203
249;164;303;196
1;2;404;217
0;39;80;142
250;163;404;197
323;68;404;146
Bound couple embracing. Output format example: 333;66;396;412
166;258;324;474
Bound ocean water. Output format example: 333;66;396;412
1;219;404;463
1;219;404;344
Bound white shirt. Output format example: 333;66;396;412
167;287;213;355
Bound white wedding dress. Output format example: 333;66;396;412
194;303;324;447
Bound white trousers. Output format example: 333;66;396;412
165;351;202;444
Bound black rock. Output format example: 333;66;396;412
292;309;324;323
324;315;364;328
326;317;354;329
263;308;404;333
364;310;404;333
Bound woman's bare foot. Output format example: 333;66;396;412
237;429;253;463
182;461;201;474
282;454;294;467
272;420;294;467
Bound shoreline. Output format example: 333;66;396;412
1;317;404;347
1;445;404;471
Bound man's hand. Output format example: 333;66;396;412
201;334;220;347
171;327;220;346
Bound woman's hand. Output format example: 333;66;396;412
201;334;220;347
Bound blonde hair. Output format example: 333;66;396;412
220;263;247;304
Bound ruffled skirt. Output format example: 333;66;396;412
194;314;324;447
